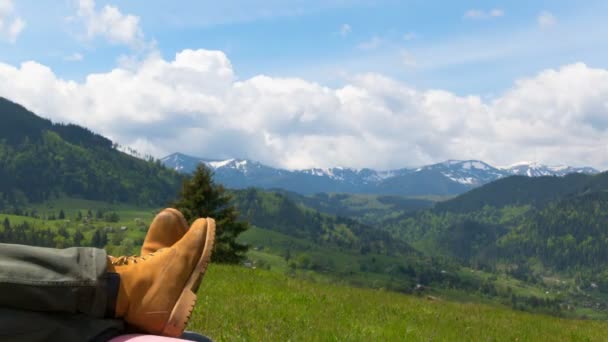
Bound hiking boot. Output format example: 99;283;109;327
109;208;188;265
141;208;189;255
107;217;216;337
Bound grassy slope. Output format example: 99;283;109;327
192;265;608;341
5;198;608;338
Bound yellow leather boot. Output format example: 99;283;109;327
141;208;189;255
107;218;215;337
109;208;188;265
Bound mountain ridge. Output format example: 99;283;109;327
162;152;599;196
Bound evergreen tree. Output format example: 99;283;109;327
73;229;84;246
2;217;9;230
172;164;249;263
58;209;65;220
91;229;105;248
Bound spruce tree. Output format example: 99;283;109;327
172;164;249;263
73;229;84;247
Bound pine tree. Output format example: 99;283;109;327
92;229;103;248
58;209;65;220
73;229;84;247
172;164;249;263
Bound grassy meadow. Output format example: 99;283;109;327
3;197;608;340
192;264;608;341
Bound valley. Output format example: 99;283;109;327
2;97;608;339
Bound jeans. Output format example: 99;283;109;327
0;243;210;342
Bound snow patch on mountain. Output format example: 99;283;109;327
208;159;236;169
161;153;600;196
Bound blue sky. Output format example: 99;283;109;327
1;0;608;169
4;0;607;93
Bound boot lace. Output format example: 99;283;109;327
110;250;164;266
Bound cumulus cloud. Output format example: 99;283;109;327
339;24;351;37
76;0;146;49
403;32;417;41
64;52;84;62
538;11;557;29
464;9;504;19
0;0;25;43
0;51;607;170
357;36;383;50
400;50;417;67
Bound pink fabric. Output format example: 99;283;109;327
108;334;186;342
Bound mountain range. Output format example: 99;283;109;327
161;153;600;196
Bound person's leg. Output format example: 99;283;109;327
0;308;124;342
0;243;117;317
0;243;124;342
0;216;215;339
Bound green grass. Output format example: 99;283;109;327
191;264;608;341
1;197;156;253
5;197;608;337
239;226;419;291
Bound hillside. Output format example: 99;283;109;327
191;264;608;341
434;173;601;212
0;97;183;207
497;191;608;272
277;190;435;225
5;195;608;320
231;188;417;256
379;171;608;295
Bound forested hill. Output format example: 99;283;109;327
0;98;112;148
434;172;608;213
231;188;418;256
0;97;183;207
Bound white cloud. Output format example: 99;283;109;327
0;51;607;170
490;9;504;17
0;0;25;43
64;53;84;62
403;32;417;41
339;24;351;37
76;0;146;49
464;8;504;19
0;0;13;17
400;50;417;67
538;11;557;29
357;36;383;50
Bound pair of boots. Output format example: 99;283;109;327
108;209;215;337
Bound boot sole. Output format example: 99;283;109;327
161;217;216;337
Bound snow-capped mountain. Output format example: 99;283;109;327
161;153;600;196
505;162;599;177
415;160;509;186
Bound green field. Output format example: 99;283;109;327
4;197;608;339
191;264;608;341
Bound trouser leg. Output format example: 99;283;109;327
0;243;117;317
0;308;124;342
